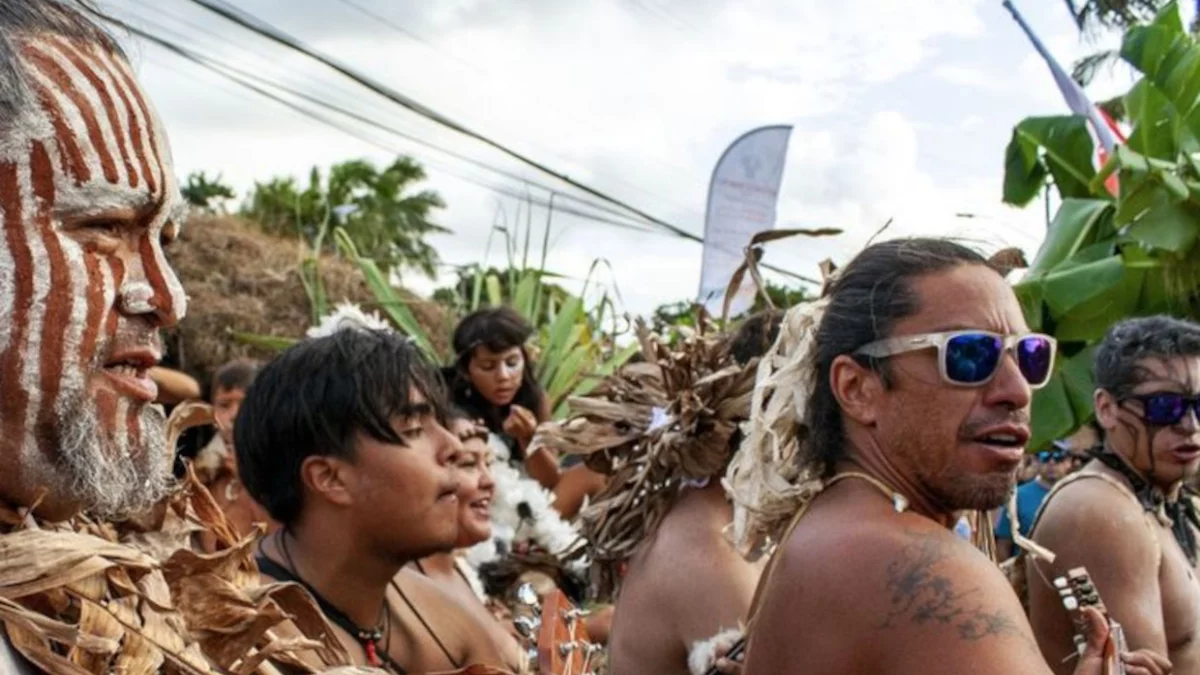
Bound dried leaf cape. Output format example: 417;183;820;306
534;322;757;600
722;299;830;556
0;402;379;675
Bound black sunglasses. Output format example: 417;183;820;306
1123;392;1200;427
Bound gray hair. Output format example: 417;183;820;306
1094;315;1200;398
0;1;123;120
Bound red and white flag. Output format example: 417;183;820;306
1004;0;1126;195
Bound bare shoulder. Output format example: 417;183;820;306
643;495;755;588
792;515;1028;632
393;568;480;623
749;513;1046;674
1033;473;1156;564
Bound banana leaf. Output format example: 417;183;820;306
1003;116;1102;207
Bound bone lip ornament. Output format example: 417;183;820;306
0;15;188;523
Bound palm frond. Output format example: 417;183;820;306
1068;0;1172;38
1072;48;1122;86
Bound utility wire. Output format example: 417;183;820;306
140;0;708;221
136;43;655;236
182;0;703;241
329;0;485;77
128;1;821;285
118;13;657;232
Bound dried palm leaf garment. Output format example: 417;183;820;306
535;321;757;600
0;403;380;675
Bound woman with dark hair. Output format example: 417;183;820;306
407;407;524;670
447;307;605;518
448;307;559;489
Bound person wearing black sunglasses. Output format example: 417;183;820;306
1025;315;1200;675
738;238;1167;675
994;441;1074;561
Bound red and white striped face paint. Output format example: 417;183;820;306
0;35;187;519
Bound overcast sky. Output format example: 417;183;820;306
100;0;1182;319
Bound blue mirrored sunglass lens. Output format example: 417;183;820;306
1144;394;1187;425
944;334;1003;383
1017;336;1053;385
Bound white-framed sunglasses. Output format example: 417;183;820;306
854;330;1057;389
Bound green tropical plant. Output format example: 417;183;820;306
181;171;236;213
1004;1;1200;450
339;196;639;419
650;281;813;345
1064;1;1189;88
240;156;448;279
1064;0;1175;34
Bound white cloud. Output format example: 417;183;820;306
102;0;1087;319
933;64;1001;90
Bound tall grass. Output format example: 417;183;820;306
235;194;639;420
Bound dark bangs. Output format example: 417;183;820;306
234;327;449;525
452;307;534;364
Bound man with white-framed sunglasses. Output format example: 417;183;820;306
1027;315;1200;674
740;238;1168;675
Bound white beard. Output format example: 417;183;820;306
51;382;172;520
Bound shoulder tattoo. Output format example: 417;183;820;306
876;535;1028;646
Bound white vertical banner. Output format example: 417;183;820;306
697;125;792;318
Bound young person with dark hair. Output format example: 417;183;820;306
195;357;271;552
236;327;510;672
406;406;524;670
1028;316;1200;674
448;306;604;519
739;238;1168;675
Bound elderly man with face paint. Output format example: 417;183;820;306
0;1;187;671
1026;316;1200;674
0;0;187;523
0;4;384;674
733;238;1170;675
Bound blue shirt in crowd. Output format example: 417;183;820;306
994;479;1052;540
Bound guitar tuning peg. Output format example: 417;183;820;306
1062;596;1079;611
526;647;538;665
514;615;539;639
516;582;540;608
1053;577;1068;589
558;641;578;658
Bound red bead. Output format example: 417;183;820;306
365;640;380;667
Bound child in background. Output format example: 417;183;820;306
195;358;276;551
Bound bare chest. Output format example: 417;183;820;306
1154;525;1200;655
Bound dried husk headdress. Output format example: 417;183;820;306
534;321;758;599
721;297;830;556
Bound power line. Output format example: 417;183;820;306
117;10;658;231
182;0;703;242
329;0;485;78
143;0;708;220
140;45;657;235
165;0;820;284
